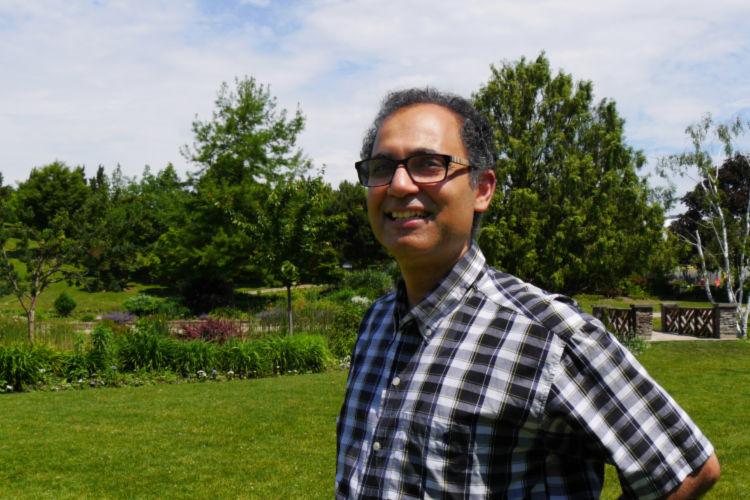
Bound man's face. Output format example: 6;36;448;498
366;103;495;270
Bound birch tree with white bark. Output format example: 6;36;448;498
660;113;750;337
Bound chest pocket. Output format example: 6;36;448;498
392;411;473;486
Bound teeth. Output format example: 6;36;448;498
390;210;427;220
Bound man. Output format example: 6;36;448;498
336;87;720;499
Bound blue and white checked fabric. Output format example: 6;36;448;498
336;242;714;499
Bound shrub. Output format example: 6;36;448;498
62;334;94;381
117;323;175;371
88;323;117;372
53;292;77;317
180;317;242;343
157;298;191;319
323;299;369;358
339;269;394;299
0;344;58;390
173;340;218;376
122;294;161;317
264;334;332;374
219;340;272;377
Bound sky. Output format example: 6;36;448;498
1;0;749;205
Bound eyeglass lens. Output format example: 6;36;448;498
362;154;449;186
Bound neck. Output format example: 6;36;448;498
397;242;471;308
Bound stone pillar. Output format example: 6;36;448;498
592;305;604;323
713;303;738;339
630;304;653;340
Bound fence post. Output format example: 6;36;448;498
660;303;679;334
713;303;738;339
630;304;653;339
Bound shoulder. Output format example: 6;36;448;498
476;266;593;341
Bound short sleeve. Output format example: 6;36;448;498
542;319;714;499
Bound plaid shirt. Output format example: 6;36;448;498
336;243;714;499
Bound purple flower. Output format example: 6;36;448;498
101;312;136;324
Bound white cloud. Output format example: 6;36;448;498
0;0;748;200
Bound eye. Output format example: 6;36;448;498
369;158;396;176
410;154;447;171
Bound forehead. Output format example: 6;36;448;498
373;103;465;155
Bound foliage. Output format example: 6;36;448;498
179;317;242;343
153;77;313;312
182;75;309;184
0;344;58;390
473;53;670;294
328;180;389;268
339;268;395;299
157;297;191;319
73;165;185;291
263;334;332;374
172;339;218;377
87;323;117;372
53;291;77;317
660;113;750;336
122;293;161;316
0;205;81;340
218;176;343;333
117;322;175;372
220;339;272;376
12;161;89;231
327;297;370;358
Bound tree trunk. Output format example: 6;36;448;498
286;284;293;336
27;305;35;343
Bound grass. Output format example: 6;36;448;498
1;341;747;498
0;370;348;499
600;340;750;499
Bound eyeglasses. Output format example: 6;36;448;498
354;153;471;187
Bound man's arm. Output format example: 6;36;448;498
663;452;720;500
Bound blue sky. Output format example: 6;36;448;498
1;0;748;201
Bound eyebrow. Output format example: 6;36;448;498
370;148;441;160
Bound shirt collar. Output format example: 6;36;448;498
395;241;486;339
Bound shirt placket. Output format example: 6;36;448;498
361;318;419;494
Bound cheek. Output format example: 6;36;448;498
366;190;383;230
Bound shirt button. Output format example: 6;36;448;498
392;377;401;387
373;441;381;452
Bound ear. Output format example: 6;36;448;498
473;169;496;213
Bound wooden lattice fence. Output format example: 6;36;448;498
660;303;737;339
592;304;653;339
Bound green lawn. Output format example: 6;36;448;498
1;341;747;499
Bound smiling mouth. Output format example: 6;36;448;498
387;210;429;221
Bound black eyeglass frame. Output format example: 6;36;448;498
354;153;472;187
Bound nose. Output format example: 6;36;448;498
387;164;419;196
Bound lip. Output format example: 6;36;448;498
384;207;432;228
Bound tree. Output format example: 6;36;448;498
74;164;185;291
181;76;309;185
0;210;79;341
13;161;89;231
661;114;749;337
226;177;343;334
328;181;389;268
0;162;89;340
153;77;312;311
473;53;669;294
